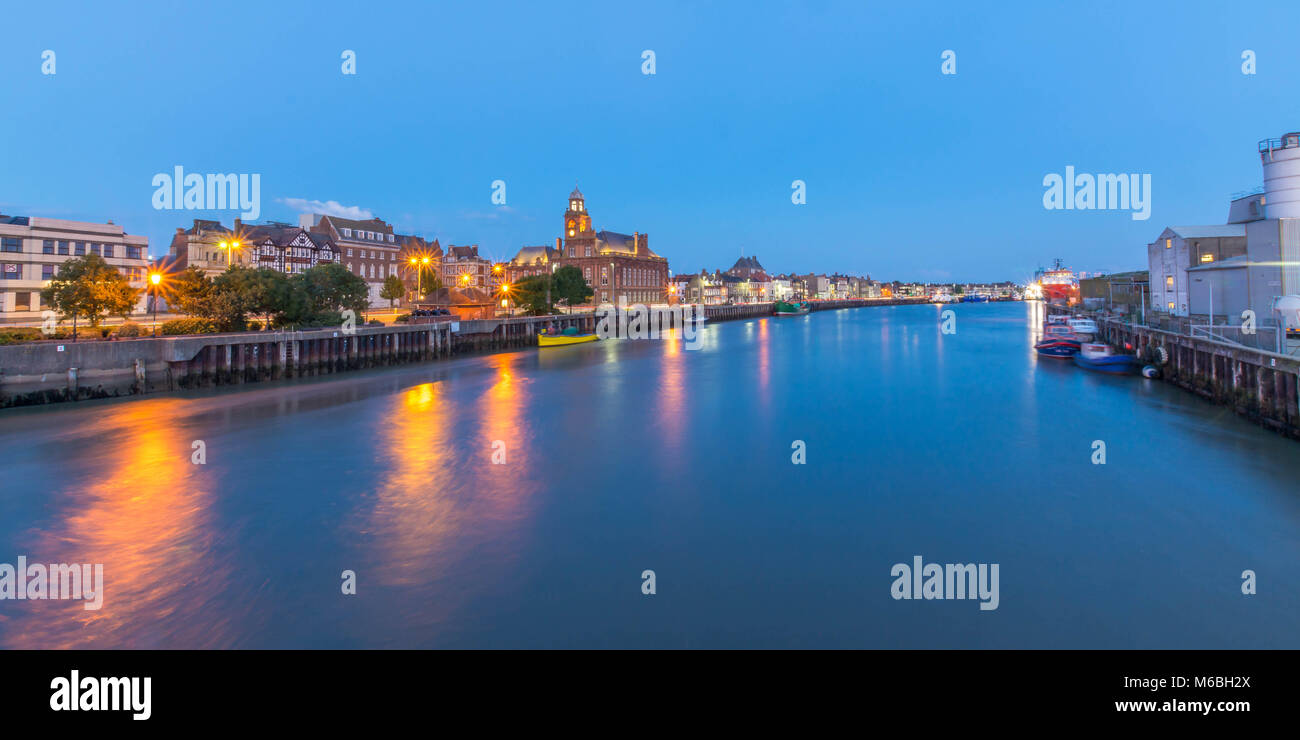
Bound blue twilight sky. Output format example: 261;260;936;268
1;0;1297;283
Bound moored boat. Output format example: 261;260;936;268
1072;342;1139;374
773;300;810;316
1034;325;1082;357
1066;318;1098;341
538;327;598;347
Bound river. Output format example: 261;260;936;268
1;302;1296;648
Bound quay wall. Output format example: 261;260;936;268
1049;306;1300;439
0;298;929;408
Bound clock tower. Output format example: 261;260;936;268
563;185;595;257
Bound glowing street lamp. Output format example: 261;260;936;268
217;240;243;268
148;271;163;336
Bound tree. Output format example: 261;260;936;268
552;265;593;313
170;266;216;318
40;254;140;339
280;263;371;326
512;275;558;315
214;266;288;329
380;274;405;308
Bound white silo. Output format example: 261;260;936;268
1259;132;1300;219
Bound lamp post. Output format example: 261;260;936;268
148;271;162;336
218;240;242;269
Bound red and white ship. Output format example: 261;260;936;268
1033;259;1079;305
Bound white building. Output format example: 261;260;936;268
0;215;150;323
1147;131;1300;346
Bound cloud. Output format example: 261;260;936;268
278;197;373;220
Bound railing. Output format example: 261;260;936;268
1258;134;1300;154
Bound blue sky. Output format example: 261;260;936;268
2;0;1297;282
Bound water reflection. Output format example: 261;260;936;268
2;402;233;648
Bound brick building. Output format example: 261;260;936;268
554;187;669;306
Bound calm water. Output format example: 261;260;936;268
1;302;1297;648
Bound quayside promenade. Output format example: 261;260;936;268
0;298;927;407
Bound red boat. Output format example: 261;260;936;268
1034;325;1082;357
1035;259;1079;305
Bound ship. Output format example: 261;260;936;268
1033;259;1080;305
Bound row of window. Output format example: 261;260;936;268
346;262;397;279
344;248;397;260
340;228;396;244
1;263;150;281
1;237;143;260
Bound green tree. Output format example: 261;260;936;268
552;265;593;313
170;266;216;318
40;254;140;339
512;275;558;315
380;274;405;308
280;263;371;326
213;266;288;329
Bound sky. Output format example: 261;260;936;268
2;0;1298;283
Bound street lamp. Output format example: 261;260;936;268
148;271;162;336
218;240;242;268
500;283;513;317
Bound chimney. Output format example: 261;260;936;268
555;236;561;250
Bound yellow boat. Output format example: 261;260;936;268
538;332;598;347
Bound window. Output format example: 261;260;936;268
42;264;55;280
14;291;30;311
74;242;85;256
342;228;352;237
1167;301;1175;310
1;263;20;279
1165;238;1172;249
346;248;353;257
1200;253;1214;263
387;234;395;243
58;241;69;255
42;240;54;254
584;246;591;257
90;243;101;256
103;244;114;258
1165;276;1174;288
1;237;20;253
126;246;142;260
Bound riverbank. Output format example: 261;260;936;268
1048;304;1300;440
0;298;929;408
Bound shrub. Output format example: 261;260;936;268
115;322;143;338
0;327;46;345
393;313;411;324
160;318;218;336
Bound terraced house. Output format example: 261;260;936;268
0;214;150;324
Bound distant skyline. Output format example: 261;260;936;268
3;0;1298;282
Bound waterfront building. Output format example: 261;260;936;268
443;244;493;289
770;276;794;301
0;214;150;323
1146;225;1246;318
165;219;248;276
1147;131;1300;342
726;255;768;281
555;187;670;306
301;214;404;306
242;223;338;275
505;244;561;286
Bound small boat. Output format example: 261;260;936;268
1045;315;1069;326
1072;342;1139;374
960;294;990;303
1034;325;1082;357
1066;318;1098;341
538;327;598;347
773;300;810;316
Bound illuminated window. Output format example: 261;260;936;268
1200;254;1214;263
1166;276;1174;288
1167;302;1175;310
1165;238;1172;249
